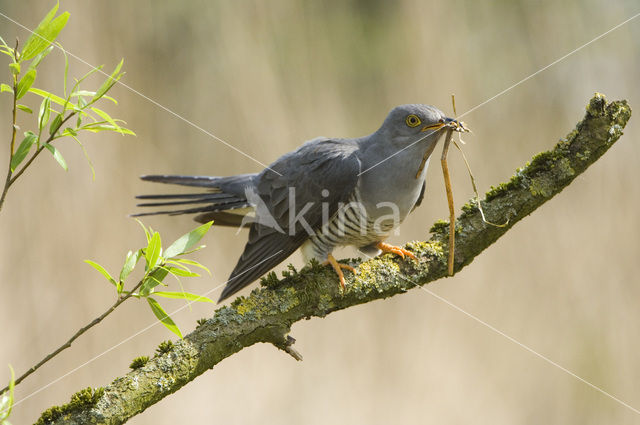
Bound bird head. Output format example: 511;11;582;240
363;104;470;179
377;104;467;144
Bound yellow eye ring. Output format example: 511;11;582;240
406;114;421;127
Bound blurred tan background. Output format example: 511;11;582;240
1;0;639;423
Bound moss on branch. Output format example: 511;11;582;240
38;94;631;425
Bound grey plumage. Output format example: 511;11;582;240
136;104;456;302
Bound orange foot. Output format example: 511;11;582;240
376;242;417;260
323;253;357;290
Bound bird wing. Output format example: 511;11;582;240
412;180;426;211
219;138;361;301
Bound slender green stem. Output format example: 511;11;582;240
6;112;75;187
0;44;19;213
0;277;145;394
9;86;16;156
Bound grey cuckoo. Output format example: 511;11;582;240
136;104;465;302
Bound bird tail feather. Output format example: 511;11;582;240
133;174;256;222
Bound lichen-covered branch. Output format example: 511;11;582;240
37;94;631;425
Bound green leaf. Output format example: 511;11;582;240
68;65;104;105
29;87;76;109
119;249;141;283
147;297;182;339
62;127;77;136
135;219;151;242
140;267;169;296
92;59;123;102
16;70;36;99
145;232;162;269
103;95;118;105
79;123;135;135
164;266;200;278
38;96;51;132
90;107;124;134
9;62;20;75
10;132;37;172
21;5;69;61
16;104;32;113
70;91;116;105
77;95;87;111
85;259;117;287
164;221;213;258
71;90;96;97
62;45;69;96
0;46;14;59
66;132;95;180
0;84;12;94
0;365;15;422
27;45;53;71
44;143;68;171
0;43;10;51
15;70;36;99
178;245;206;256
49;113;63;135
169;258;211;275
20;3;59;59
164;260;191;273
152;291;214;303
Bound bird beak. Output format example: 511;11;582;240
420;122;445;132
420;117;470;133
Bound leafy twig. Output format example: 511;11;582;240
0;3;133;213
6;111;75;187
0;221;214;394
0;40;19;212
0;278;144;392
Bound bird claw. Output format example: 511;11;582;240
323;254;357;290
376;242;417;261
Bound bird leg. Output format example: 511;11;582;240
376;242;417;261
323;253;357;290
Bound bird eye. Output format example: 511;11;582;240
405;114;421;127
